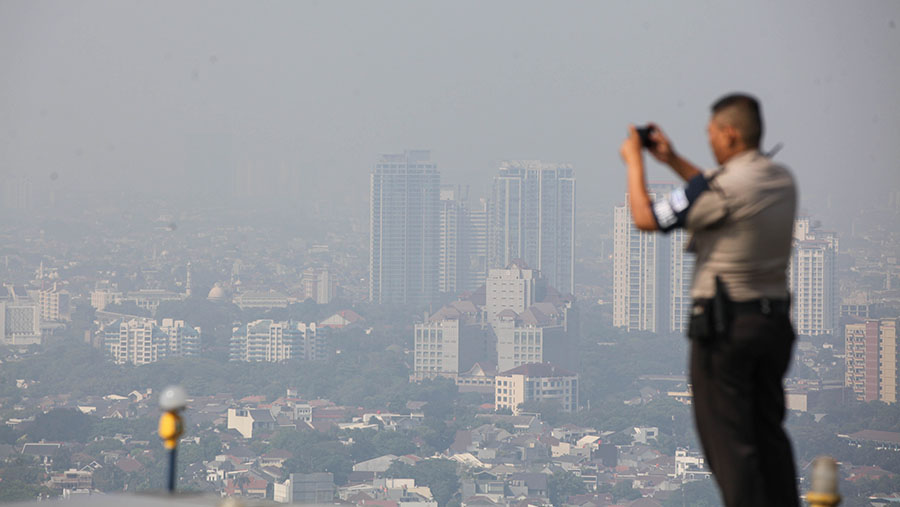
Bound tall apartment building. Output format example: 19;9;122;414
369;150;440;305
413;300;492;381
439;187;491;295
466;198;490;290
789;217;838;336
613;185;693;333
489;161;575;295
845;318;898;403
230;320;323;362
439;187;464;295
495;363;579;414
302;267;336;304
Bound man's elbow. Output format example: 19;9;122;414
633;215;658;231
634;220;659;232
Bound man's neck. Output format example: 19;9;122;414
720;147;758;165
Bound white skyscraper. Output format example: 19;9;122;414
439;186;464;295
369;150;440;305
489;161;575;295
613;184;694;333
789;217;838;336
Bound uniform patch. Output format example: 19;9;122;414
669;187;689;213
653;200;677;228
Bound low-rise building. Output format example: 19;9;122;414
227;408;276;439
494;363;578;414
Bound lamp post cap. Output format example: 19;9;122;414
159;385;188;411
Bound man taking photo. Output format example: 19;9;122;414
619;93;799;507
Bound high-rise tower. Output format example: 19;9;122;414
613;184;693;333
789;217;838;336
369;150;440;305
489;161;575;295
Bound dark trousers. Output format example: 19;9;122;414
689;311;800;507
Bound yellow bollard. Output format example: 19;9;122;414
806;456;841;507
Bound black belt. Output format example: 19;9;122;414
730;298;790;316
693;297;790;316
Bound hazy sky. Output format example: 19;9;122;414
2;1;899;223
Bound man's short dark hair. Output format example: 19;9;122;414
711;93;763;148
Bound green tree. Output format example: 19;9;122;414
548;470;587;507
26;409;96;443
611;479;642;502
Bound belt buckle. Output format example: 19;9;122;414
760;298;771;315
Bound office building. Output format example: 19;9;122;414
91;287;123;311
489;161;575;295
466;198;490;290
413;300;492;381
485;263;537;324
613;184;693;333
495;362;578;414
439;187;490;295
369;150;440;305
230;320;323;362
302;267;336;304
0;300;42;346
439;186;465;295
232;291;290;310
845;318;898;403
789;217;838;336
494;301;573;373
273;473;335;504
34;284;70;322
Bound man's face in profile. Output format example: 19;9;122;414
707;115;733;165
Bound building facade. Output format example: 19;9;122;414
105;318;169;366
613;185;693;333
494;302;572;373
495;363;578;414
159;318;202;358
489;161;575;295
0;300;42;346
413;301;492;381
369;150;440;305
36;284;70;322
302;267;336;304
789;217;838;337
845;318;898;403
230;320;323;362
485;264;537;325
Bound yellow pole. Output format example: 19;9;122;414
158;410;184;493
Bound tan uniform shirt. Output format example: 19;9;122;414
685;150;797;301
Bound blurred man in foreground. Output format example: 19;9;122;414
619;93;799;506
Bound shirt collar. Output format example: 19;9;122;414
722;149;762;171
